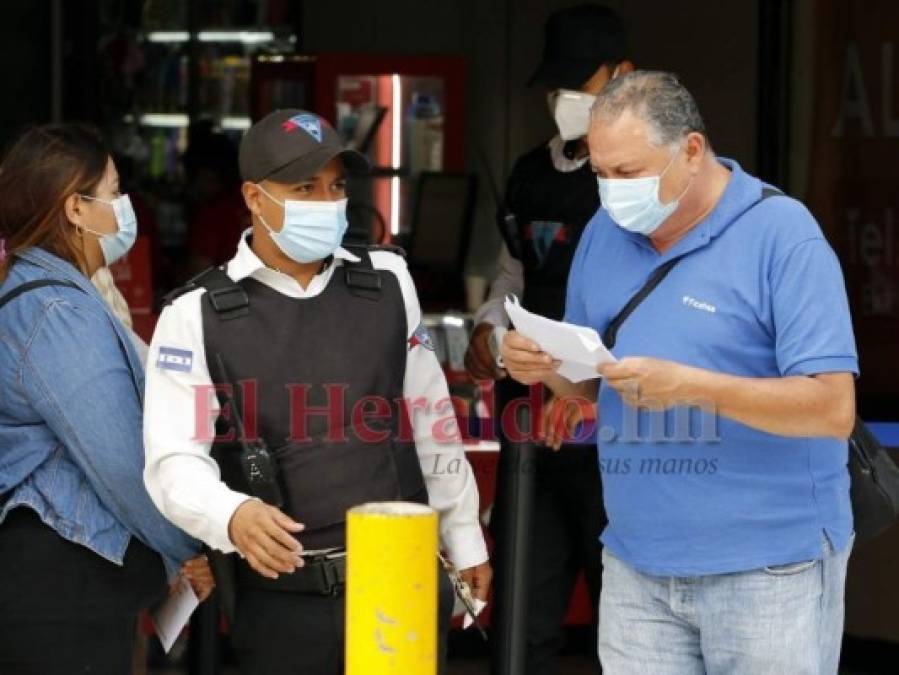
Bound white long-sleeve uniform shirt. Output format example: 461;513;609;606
143;233;488;571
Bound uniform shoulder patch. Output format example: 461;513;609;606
408;323;435;351
157;346;194;373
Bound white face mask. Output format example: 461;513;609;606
549;90;597;141
77;193;138;265
596;146;692;237
548;65;620;141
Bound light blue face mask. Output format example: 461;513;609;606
256;184;349;264
597;147;692;236
78;194;138;265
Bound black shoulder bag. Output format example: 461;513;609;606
600;188;899;545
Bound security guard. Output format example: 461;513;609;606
144;109;491;674
463;6;632;674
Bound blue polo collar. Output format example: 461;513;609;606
618;157;764;263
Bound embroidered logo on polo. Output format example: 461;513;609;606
408;324;436;351
682;295;717;314
157;346;194;372
281;114;323;142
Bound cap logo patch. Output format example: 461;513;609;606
282;113;323;142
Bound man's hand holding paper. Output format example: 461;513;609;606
503;295;617;383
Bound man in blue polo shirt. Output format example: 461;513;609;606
502;71;857;674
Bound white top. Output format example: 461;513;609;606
143;232;489;571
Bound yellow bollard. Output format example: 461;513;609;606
346;502;438;675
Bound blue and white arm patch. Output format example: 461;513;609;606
408;323;435;351
156;346;194;373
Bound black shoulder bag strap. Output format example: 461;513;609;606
0;279;82;310
601;186;782;350
602;255;686;351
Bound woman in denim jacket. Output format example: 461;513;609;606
0;124;209;673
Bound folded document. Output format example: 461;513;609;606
504;295;617;382
151;576;199;653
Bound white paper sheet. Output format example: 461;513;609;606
450;587;487;629
463;598;488;629
503;295;617;382
151;576;200;654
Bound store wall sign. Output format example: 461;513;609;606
807;0;899;402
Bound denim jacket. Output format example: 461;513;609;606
0;247;199;578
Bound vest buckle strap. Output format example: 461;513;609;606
344;267;382;300
344;267;381;291
207;286;249;319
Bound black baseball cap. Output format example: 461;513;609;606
239;109;370;183
528;4;627;90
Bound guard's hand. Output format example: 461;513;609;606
228;500;305;579
181;554;216;602
459;561;493;603
500;330;560;385
598;357;693;410
541;395;596;450
464;323;505;381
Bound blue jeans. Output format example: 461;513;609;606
598;535;853;674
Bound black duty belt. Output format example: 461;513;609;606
236;554;347;596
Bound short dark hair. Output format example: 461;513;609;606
590;71;706;146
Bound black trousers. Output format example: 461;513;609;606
231;567;455;674
0;507;167;675
490;442;606;675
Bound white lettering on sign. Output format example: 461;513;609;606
831;41;899;139
846;206;898;317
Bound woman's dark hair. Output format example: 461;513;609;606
0;124;110;283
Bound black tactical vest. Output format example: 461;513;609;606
177;248;427;550
499;142;600;319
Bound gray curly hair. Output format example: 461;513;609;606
590;71;706;147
